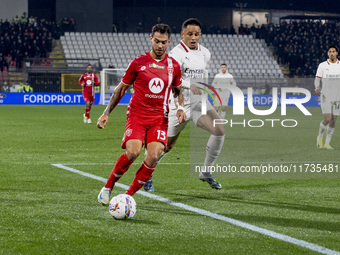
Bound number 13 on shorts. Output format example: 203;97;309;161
157;130;166;140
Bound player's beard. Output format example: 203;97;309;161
152;47;165;58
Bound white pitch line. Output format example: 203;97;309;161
61;161;340;166
51;163;339;255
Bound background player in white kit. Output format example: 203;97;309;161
212;63;236;119
315;45;340;149
144;18;225;191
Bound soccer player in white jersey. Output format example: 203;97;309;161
315;45;340;149
212;63;236;119
144;18;225;191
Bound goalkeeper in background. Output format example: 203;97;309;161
79;64;100;124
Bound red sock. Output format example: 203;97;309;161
126;161;155;196
85;107;90;119
105;153;134;189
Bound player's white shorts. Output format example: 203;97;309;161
214;89;231;106
167;98;215;137
320;94;340;116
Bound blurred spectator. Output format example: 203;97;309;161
21;12;28;24
1;81;9;92
13;15;20;24
61;17;70;34
29;16;35;25
112;23;118;33
136;22;143;33
258;20;340;77
14;49;23;70
0;52;8;71
69;17;76;32
18;81;33;92
0;14;76;70
230;25;236;35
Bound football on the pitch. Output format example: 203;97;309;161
109;194;136;219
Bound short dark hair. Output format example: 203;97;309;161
182;18;201;31
221;63;227;66
328;45;338;52
151;23;171;38
87;64;92;67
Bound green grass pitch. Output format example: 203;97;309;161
0;105;339;255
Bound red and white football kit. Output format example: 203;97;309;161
78;72;100;103
102;51;182;196
120;51;182;148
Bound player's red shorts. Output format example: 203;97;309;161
82;91;94;103
121;115;168;149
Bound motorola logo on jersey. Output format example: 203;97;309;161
86;80;92;85
149;78;164;94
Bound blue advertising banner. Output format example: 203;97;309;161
0;93;133;105
0;92;319;107
224;94;320;107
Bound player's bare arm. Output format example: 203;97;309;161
314;77;322;95
173;86;187;123
190;84;202;95
315;86;321;95
97;82;129;129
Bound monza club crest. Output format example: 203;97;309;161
168;66;174;76
126;129;132;137
148;78;164;94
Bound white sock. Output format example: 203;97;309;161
318;121;327;138
220;110;226;119
202;135;225;177
156;151;167;166
325;126;334;145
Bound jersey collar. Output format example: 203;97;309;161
147;51;167;62
327;59;339;65
180;40;201;52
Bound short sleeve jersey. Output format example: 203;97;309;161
316;59;340;102
122;52;182;121
79;73;100;94
169;41;211;105
170;41;210;82
212;72;236;88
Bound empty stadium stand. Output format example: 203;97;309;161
60;32;283;78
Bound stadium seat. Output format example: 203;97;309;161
59;32;283;78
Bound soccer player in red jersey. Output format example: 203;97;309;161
97;24;186;204
78;64;100;124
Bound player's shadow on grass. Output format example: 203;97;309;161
224;137;277;142
61;138;110;143
159;187;340;216
158;191;340;232
138;205;200;217
221;213;340;232
118;218;160;225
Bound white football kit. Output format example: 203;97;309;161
167;41;215;137
316;59;340;115
212;72;236;106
